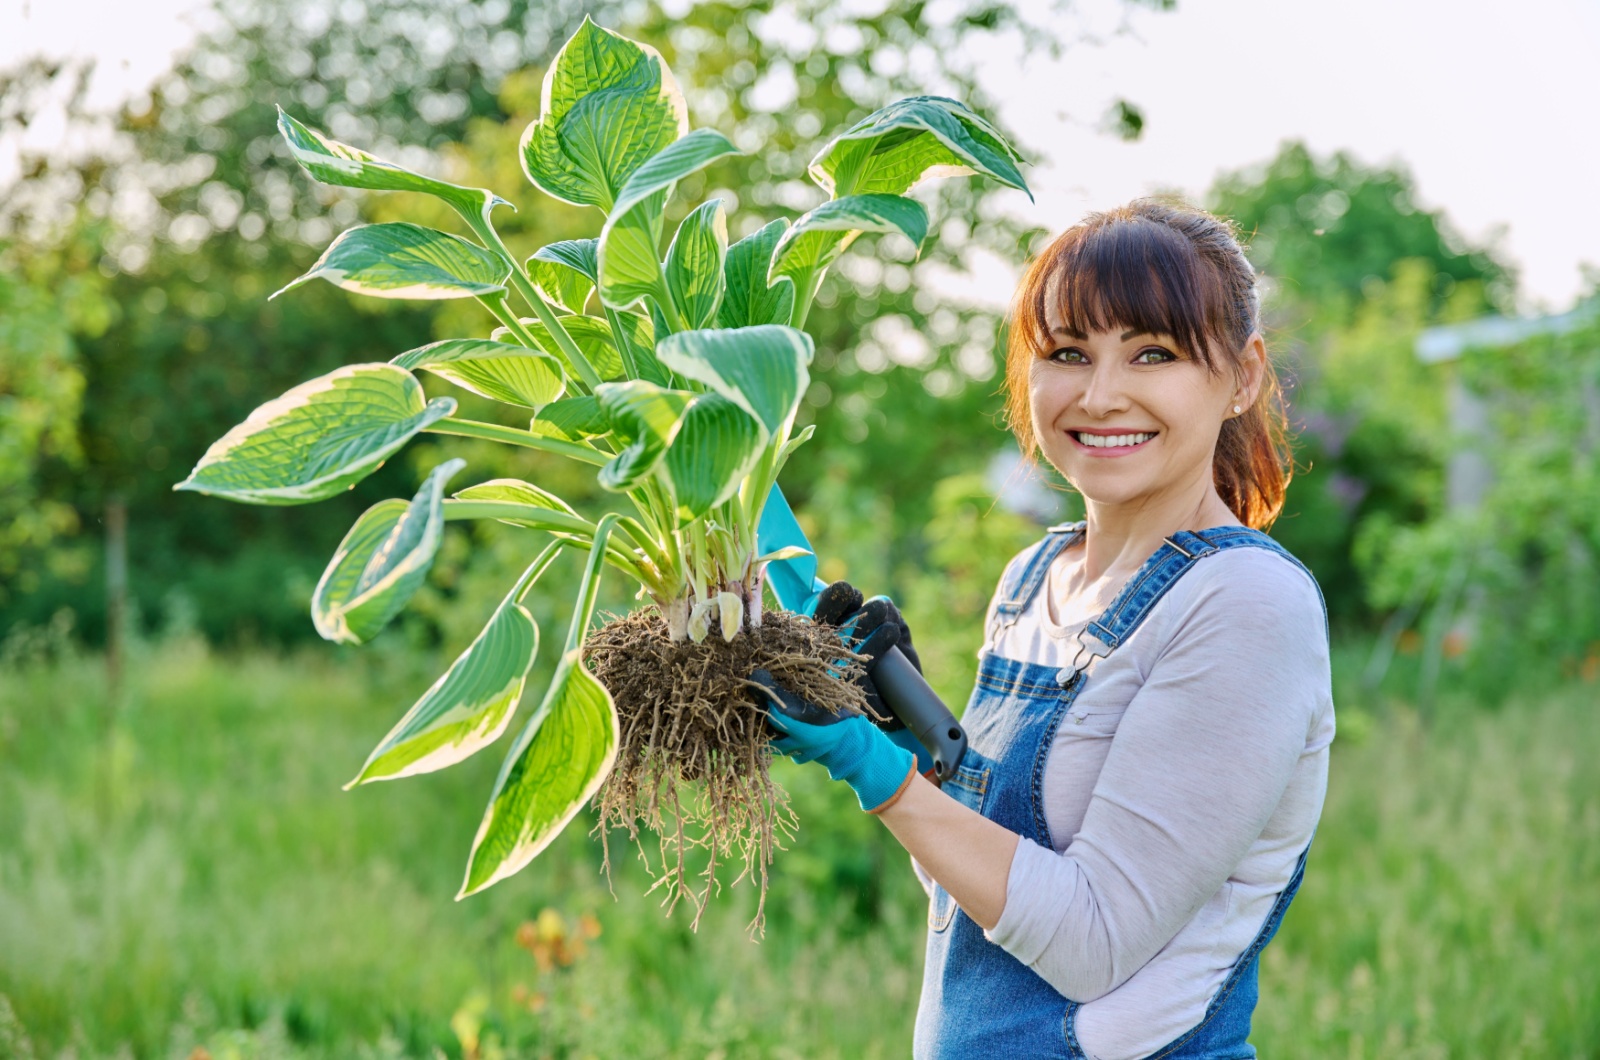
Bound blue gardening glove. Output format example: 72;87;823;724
750;669;917;813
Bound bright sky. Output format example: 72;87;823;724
3;0;1596;311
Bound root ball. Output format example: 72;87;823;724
584;607;867;932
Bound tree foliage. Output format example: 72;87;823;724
0;0;1120;644
1210;141;1515;324
1207;142;1516;625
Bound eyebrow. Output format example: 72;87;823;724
1048;327;1150;341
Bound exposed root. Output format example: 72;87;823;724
584;607;867;935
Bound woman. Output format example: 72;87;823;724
753;199;1334;1059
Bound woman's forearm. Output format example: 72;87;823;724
876;774;1020;930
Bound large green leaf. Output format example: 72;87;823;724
808;95;1030;199
719;219;795;329
494;312;665;385
391;339;565;409
531;238;600;283
175;364;454;505
653;325;812;440
661;393;763;521
312;459;465;645
767;195;929;288
597;129;742;312
347;543;563;786
611;129;743;219
594;380;691;491
664;198;727;330
460;515;623;898
519;17;687;211
277;107;509;222
273;223;508;301
527;238;599;312
454;478;582;521
530;395;607;441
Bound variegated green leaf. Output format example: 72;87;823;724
311;458;465;645
755;544;812;564
611;129;743;219
530;395;607;441
597;129;742;312
527;238;599;312
493;313;665;385
454;478;581;520
531;238;600;282
175;364;454;505
661;392;763;521
460;514;623;898
347;543;563;785
719;219;795;329
596;188;667;313
594;380;691;491
518;17;688;211
808;96;1030;200
664;198;727;330
273;223;509;301
653;325;812;440
277;107;510;222
391;339;565;409
767;194;929;288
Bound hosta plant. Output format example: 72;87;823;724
176;17;1028;922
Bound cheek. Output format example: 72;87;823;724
1027;363;1062;426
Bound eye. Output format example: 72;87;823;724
1133;346;1177;365
1047;347;1088;364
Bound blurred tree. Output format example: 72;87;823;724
0;221;112;603
0;0;626;641
1209;140;1516;325
1206;143;1514;626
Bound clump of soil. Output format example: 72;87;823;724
584;607;868;932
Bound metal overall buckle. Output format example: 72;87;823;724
1057;630;1112;686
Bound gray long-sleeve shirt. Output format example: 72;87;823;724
946;539;1333;1060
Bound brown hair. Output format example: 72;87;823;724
1004;198;1292;530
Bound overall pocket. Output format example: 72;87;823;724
928;761;994;932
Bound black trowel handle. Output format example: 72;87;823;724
873;646;967;783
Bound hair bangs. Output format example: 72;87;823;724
1028;217;1229;369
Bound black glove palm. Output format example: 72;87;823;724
812;580;922;731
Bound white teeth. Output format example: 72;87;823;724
1076;431;1154;448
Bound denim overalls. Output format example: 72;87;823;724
914;523;1316;1060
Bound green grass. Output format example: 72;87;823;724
0;635;1595;1058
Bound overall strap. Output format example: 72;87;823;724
990;521;1087;625
1084;525;1318;654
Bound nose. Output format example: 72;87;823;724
1077;361;1130;419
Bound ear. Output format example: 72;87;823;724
1234;332;1268;408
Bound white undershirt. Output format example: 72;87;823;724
956;537;1334;1060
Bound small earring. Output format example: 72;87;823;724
1232;404;1242;414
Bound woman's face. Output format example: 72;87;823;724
1028;317;1260;513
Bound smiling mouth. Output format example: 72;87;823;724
1070;430;1158;451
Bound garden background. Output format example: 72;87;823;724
1;0;1596;1056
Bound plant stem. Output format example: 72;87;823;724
512;540;566;604
603;305;643;381
789;270;824;331
616;515;673;577
443;501;655;590
479;292;591;396
424;418;607;466
456;206;604;391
